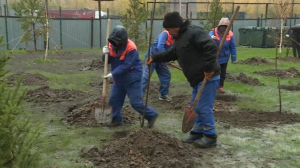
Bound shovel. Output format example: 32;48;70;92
182;6;240;133
93;19;111;123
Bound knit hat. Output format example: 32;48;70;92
218;17;230;27
163;12;183;28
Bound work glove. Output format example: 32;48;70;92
103;73;112;79
286;34;290;38
102;46;110;54
147;56;153;66
211;35;216;39
204;72;214;81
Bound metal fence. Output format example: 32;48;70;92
0;16;300;50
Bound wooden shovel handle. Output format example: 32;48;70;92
102;19;111;99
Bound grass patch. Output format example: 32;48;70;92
27;70;98;91
31;58;59;64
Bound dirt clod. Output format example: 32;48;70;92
62;101;139;126
226;72;264;86
24;86;86;105
215;110;300;128
276;57;300;62
81;59;104;71
239;57;271;65
7;73;49;85
280;83;300;91
86;129;197;168
255;67;300;78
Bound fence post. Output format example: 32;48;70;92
265;4;268;26
261;14;263;27
4;5;9;50
59;6;63;49
91;17;94;49
294;14;297;25
257;17;260;27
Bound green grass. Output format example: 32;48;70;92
8;47;300;167
27;70;99;91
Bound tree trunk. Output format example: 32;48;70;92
33;22;37;51
279;18;283;53
275;45;282;113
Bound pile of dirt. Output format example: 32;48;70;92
255;67;300;78
62;101;139;126
215;110;300;128
24;86;87;105
226;73;264;86
239;57;271;65
81;129;197;168
81;59;104;71
153;95;190;111
7;73;49;85
276;57;300;62
280;83;300;91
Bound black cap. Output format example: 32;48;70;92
163;12;184;28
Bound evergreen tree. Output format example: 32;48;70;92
0;28;41;168
200;0;225;32
12;0;47;51
120;0;149;44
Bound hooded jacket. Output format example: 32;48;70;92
102;26;142;85
151;20;220;88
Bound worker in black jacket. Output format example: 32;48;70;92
147;12;220;148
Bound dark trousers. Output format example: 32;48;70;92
220;63;228;87
292;46;300;58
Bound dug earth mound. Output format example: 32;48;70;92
254;67;300;78
239;57;271;65
7;73;49;85
24;86;87;105
62;100;139;126
81;59;105;71
215;110;300;128
80;129;198;168
226;72;264;86
280;83;300;91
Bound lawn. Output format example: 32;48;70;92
4;47;300;168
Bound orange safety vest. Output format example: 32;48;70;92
213;28;233;41
163;30;174;46
109;39;137;61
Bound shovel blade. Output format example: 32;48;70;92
92;103;111;124
182;107;197;133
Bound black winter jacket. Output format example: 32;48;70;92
152;20;220;88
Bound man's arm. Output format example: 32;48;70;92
229;36;237;62
111;50;139;76
157;32;168;53
194;28;218;73
152;47;178;63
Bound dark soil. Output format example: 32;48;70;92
7;73;49;85
81;129;198;168
239;57;271;65
216;94;238;102
280;83;300;91
226;73;264;86
276;56;300;62
215;110;300;128
255;67;300;78
61;100;139;126
153;95;190;111
81;59;104;71
24;86;87;105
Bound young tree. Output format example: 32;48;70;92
199;0;224;32
273;0;292;53
12;0;47;51
120;0;149;44
0;29;42;167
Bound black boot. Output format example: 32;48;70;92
181;131;203;144
193;134;217;148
